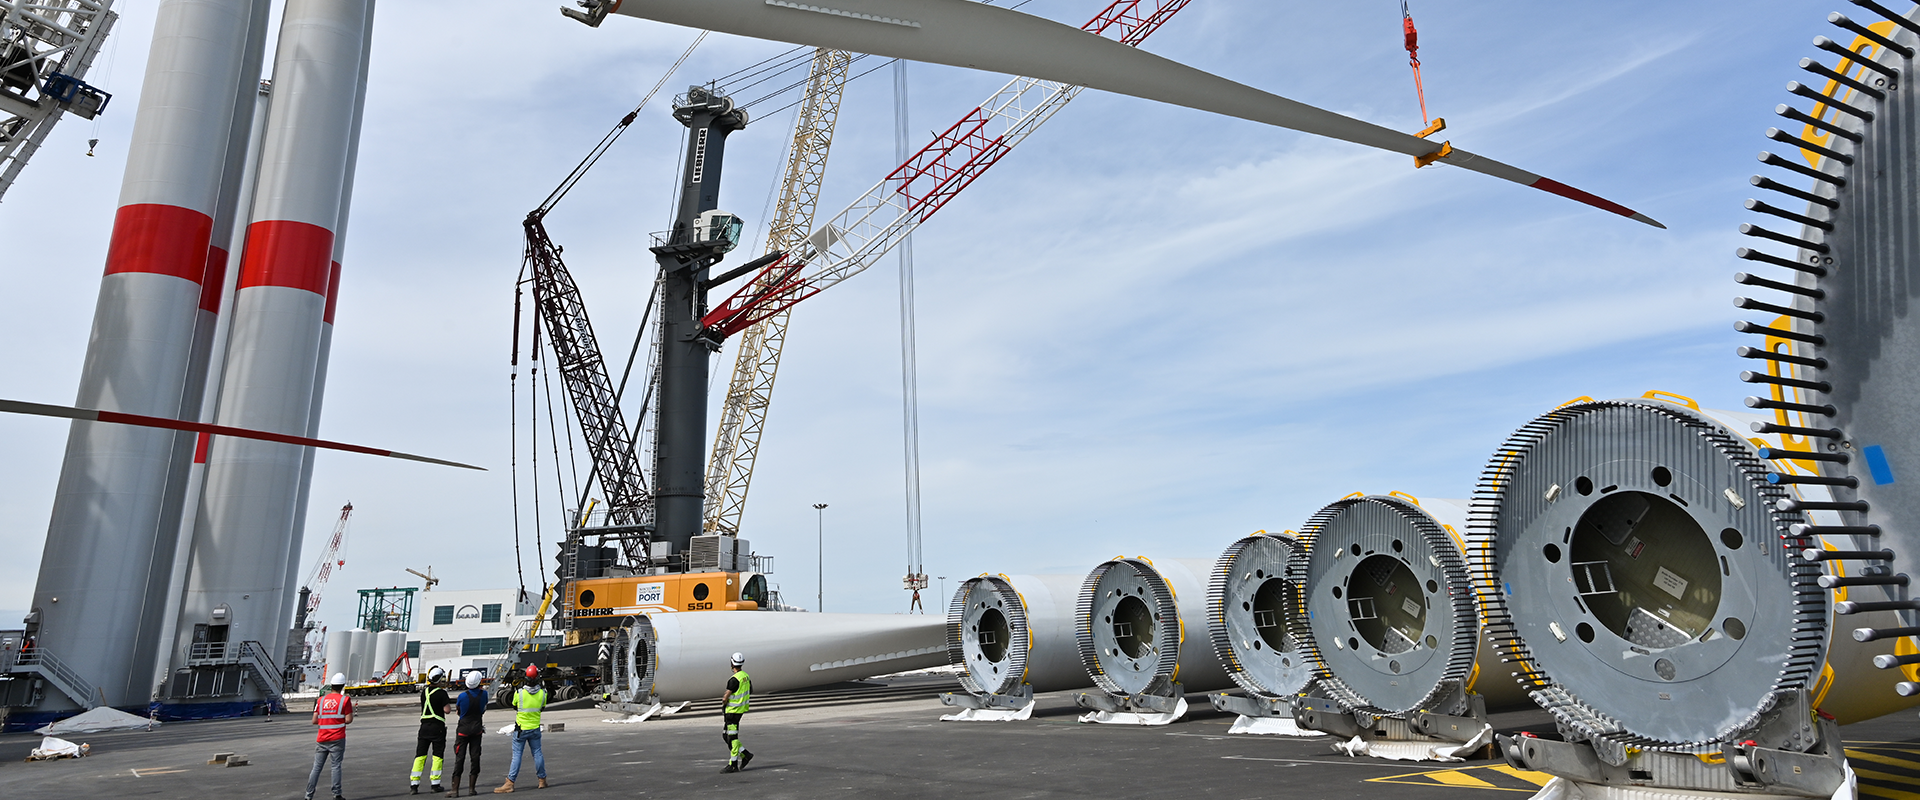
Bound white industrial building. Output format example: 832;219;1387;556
407;588;542;677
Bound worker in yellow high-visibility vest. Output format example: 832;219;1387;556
720;652;754;773
493;665;548;793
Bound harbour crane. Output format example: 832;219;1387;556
291;503;353;676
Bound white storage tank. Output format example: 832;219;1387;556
347;628;372;684
372;629;407;681
323;629;353;685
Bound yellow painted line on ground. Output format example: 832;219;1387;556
1427;770;1498;787
1850;749;1920;770
1857;778;1920;800
1487;764;1554;786
1366;764;1543;793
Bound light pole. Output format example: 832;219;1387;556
937;576;946;604
813;503;828;612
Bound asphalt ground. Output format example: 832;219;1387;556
2;676;1918;800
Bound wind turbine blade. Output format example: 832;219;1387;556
0;398;486;471
605;0;1662;227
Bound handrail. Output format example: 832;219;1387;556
15;646;101;709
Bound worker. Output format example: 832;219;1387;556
493;665;547;793
720;652;754;773
449;672;487;797
306;672;354;800
411;666;455;794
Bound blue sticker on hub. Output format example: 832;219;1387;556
1864;444;1895;485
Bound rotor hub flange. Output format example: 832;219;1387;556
949;576;1029;696
1209;533;1314;700
1292;495;1477;716
1076;559;1181;698
1472;400;1821;750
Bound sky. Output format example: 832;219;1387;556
0;1;1841;633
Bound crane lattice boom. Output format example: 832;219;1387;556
700;0;1189;339
698;0;1188;533
703;47;854;535
0;0;117;201
302;503;353;617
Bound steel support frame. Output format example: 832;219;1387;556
0;0;115;200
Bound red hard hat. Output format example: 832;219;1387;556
524;664;539;679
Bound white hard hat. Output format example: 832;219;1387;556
730;652;745;666
427;666;446;682
331;672;347;687
465;672;482;689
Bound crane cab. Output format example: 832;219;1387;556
568;571;768;628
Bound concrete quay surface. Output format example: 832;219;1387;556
2;675;1918;799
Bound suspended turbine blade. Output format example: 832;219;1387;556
601;0;1663;227
0;398;486;471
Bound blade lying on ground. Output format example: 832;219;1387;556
0;398;485;471
604;0;1663;227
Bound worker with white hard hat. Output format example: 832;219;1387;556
720;652;754;773
449;671;488;796
411;666;456;794
306;672;355;800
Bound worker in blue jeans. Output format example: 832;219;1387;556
493;665;547;793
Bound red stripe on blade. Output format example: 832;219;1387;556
104;204;215;282
238;220;334;296
1530;177;1636;219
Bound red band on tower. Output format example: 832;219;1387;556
238;219;335;296
104;204;216;282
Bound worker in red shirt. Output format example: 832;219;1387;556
307;672;355;800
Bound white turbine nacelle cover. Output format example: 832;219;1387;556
695;209;744;254
623;611;944;702
1075;557;1230;700
947;574;1089;700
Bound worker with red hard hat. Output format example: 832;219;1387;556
493;665;548;793
306;672;355;800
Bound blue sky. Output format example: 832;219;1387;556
0;1;1834;630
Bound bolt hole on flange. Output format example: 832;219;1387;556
1571;491;1724;646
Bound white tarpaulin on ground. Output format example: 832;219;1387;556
27;736;90;760
34;706;154;735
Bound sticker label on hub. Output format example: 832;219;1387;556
1401;598;1422;617
1624;536;1645;559
635;583;665;605
1653;567;1688;599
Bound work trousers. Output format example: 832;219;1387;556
723;712;745;764
452;730;483;784
305;740;345;799
411;729;445;786
506;728;545;781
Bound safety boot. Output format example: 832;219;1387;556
740;751;753;771
446;775;460;797
536;778;547;789
492;778;514;794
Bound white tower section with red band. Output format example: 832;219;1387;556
173;0;375;695
29;0;270;710
282;11;372;664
